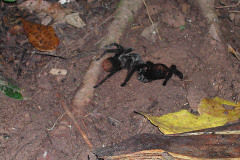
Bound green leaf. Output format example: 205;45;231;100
180;25;185;30
0;83;24;100
0;73;25;100
3;0;17;2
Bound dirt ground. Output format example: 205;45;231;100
0;0;240;159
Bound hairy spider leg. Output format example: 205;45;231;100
121;63;146;87
93;69;121;88
106;43;124;49
114;48;134;59
173;69;183;80
96;43;133;60
96;48;123;60
106;43;134;53
162;65;176;86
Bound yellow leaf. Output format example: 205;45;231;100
136;97;240;135
137;110;228;135
198;97;240;122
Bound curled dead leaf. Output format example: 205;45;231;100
8;25;24;35
21;18;59;52
227;44;240;61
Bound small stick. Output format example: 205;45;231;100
142;0;162;40
34;53;66;59
47;112;66;131
229;10;240;13
216;1;240;8
56;93;92;149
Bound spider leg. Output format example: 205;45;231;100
121;63;146;87
106;43;124;49
107;43;134;55
174;69;183;80
93;70;120;88
124;47;134;54
162;65;176;86
96;48;122;61
114;47;134;58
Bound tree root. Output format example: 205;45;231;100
195;0;223;42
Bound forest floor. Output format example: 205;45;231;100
0;0;240;159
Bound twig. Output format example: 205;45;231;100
216;1;240;8
169;130;240;136
142;0;162;41
47;112;66;131
12;138;38;160
56;93;92;149
34;52;66;59
228;10;240;13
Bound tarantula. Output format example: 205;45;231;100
94;43;183;88
93;43;144;88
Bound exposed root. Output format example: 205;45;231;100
72;58;105;113
99;0;143;48
195;0;223;42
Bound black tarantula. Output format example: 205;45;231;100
93;43;183;88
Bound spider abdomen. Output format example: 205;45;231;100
102;58;121;72
152;64;170;79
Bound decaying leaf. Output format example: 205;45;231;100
198;97;240;122
136;97;240;135
21;18;59;52
18;0;72;22
227;44;240;61
8;25;24;35
65;12;86;28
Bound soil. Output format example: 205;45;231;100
0;0;240;159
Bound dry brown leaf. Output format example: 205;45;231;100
227;44;240;61
8;25;24;35
18;0;72;22
182;3;190;13
21;18;59;52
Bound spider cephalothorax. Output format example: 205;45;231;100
93;43;144;88
94;43;183;88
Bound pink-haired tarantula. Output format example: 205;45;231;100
93;43;183;88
